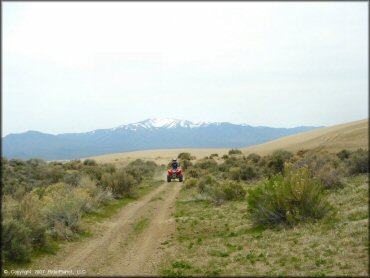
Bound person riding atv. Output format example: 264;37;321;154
169;158;180;169
167;158;183;182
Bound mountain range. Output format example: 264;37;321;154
2;118;323;160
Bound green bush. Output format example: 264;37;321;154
205;180;246;205
229;167;241;181
347;149;369;175
197;175;218;194
42;183;85;239
101;170;137;198
228;149;242;155
18;192;47;248
178;152;195;160
83;159;97;166
194;158;218;171
315;164;344;189
186;167;202;178
267;150;293;174
337;149;350;160
210;153;219;159
247;153;261;163
247;165;333;227
181;159;192;171
298;151;345;189
125;159;158;183
2;218;33;263
220;181;246;201
184;178;197;189
240;164;258;180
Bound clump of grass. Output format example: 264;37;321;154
132;217;149;234
247;164;334;227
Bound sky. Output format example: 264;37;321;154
3;2;368;136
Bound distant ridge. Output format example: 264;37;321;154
90;119;369;167
2;118;322;160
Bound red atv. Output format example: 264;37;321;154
167;167;183;182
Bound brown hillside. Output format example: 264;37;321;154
242;118;368;156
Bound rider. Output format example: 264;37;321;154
169;158;180;169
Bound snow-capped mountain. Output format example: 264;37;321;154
113;118;210;130
3;118;323;160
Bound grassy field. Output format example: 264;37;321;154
89;119;368;166
159;175;368;276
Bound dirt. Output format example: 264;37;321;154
30;179;182;276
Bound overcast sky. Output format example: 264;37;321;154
3;2;368;135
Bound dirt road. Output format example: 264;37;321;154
31;180;182;276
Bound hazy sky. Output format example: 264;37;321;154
3;2;368;135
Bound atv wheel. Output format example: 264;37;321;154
179;175;183;182
167;175;171;182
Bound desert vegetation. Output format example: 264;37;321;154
1;157;160;264
160;148;369;275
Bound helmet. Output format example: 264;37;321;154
172;158;177;162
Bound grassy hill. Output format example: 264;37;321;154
90;119;368;166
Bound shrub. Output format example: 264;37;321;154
315;164;344;189
101;169;137;198
83;159;97;166
267;150;293;174
42;183;85;239
210;153;219;159
247;153;260;163
337;149;350;160
220;181;246;201
63;160;82;170
181;159;192;171
240;165;258;180
18;192;47;248
186;167;202;178
247;165;333;227
222;154;229;160
2;218;33;263
298;151;345;188
205;180;246;205
228;149;242;155
229;167;241;181
197;175;218;194
194;158;218;171
178;152;195;160
347;149;369;175
125;159;158;183
62;171;81;186
184;178;197;189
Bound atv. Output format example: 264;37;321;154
167;167;183;182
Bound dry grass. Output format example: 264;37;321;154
88;119;368;166
159;175;368;276
89;148;230;167
242;118;368;156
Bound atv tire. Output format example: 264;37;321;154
167;175;171;183
179;175;183;182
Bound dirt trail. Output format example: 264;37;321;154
31;180;182;276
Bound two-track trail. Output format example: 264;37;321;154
31;180;182;276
